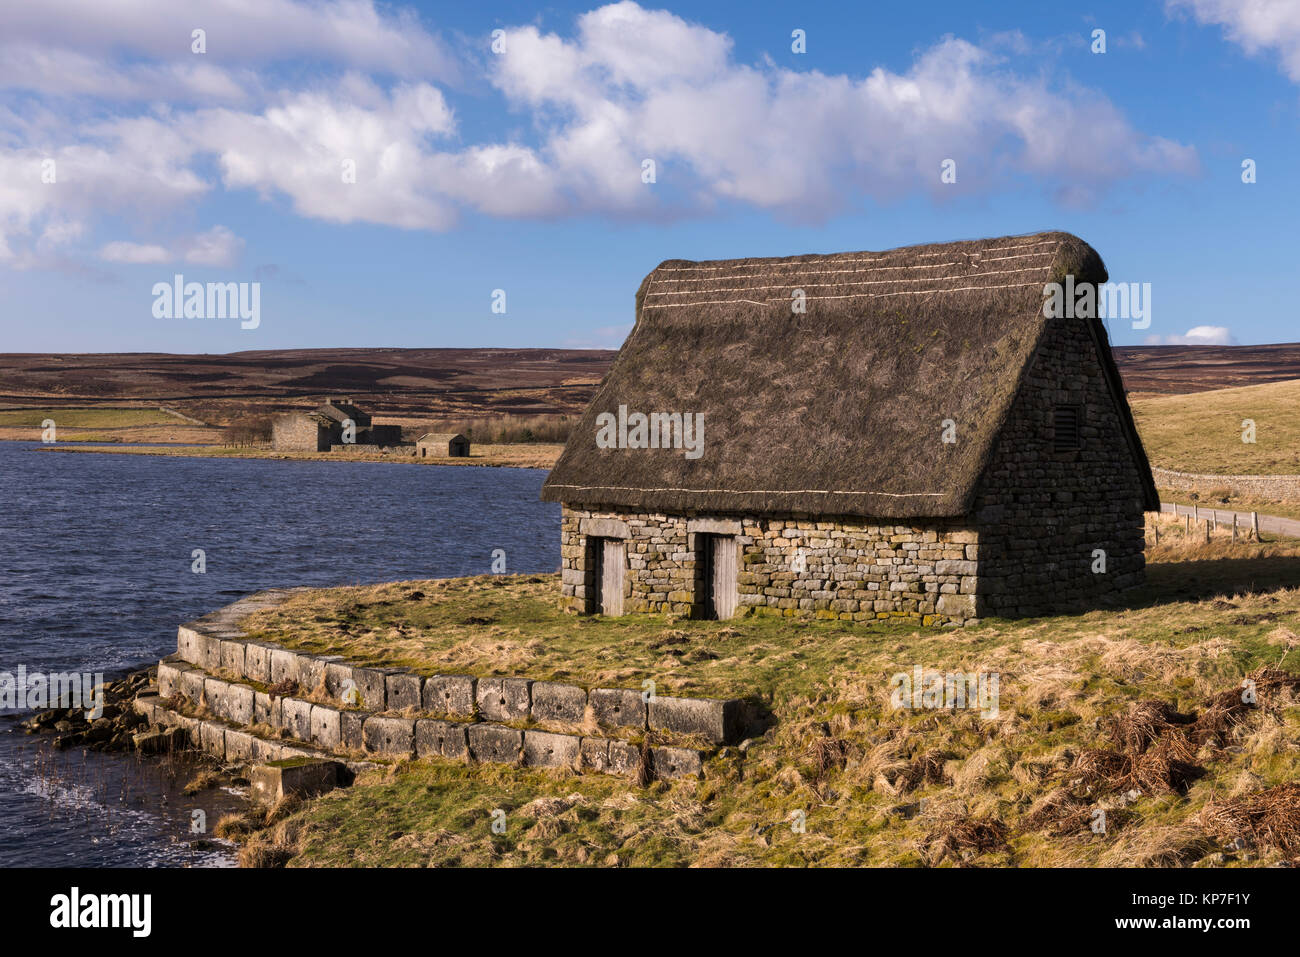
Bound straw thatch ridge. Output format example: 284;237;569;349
542;230;1156;519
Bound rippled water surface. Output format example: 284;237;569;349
0;442;559;866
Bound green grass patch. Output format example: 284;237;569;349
0;407;180;429
1131;379;1300;474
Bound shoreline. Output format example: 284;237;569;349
28;441;563;470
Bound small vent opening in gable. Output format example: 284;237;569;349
1053;405;1081;452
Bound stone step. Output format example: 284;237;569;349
134;693;353;768
174;602;750;744
152;659;704;779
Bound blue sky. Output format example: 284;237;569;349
0;0;1297;353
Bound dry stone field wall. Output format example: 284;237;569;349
135;590;750;781
1151;467;1300;503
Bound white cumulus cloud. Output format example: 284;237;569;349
0;2;1199;266
1168;0;1300;81
1144;325;1237;345
99;226;243;267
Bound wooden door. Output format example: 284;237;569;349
599;538;625;616
708;535;737;619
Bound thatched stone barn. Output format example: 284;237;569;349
417;432;470;457
541;231;1158;626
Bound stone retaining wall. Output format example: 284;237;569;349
1151;467;1300;503
140;590;742;782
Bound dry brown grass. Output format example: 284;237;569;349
1197;783;1300;854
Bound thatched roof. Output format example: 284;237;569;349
542;231;1157;519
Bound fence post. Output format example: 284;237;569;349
1251;511;1260;542
1193;504;1198;521
1204;519;1211;543
1232;513;1238;543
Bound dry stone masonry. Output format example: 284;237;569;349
1151;467;1300;504
139;590;751;783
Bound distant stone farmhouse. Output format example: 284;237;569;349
417;432;470;458
541;231;1159;626
272;398;403;452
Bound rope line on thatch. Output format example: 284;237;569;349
544;483;946;497
652;239;1059;272
644;265;1048;296
652;250;1055;282
641;280;1041;309
766;281;1042;303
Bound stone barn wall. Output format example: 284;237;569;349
272;415;328;452
560;507;981;626
969;313;1148;617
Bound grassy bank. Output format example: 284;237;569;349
229;514;1300;867
1130;378;1300;474
39;442;563;469
0;406;220;444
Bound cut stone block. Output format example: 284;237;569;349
224;728;257;762
179;670;206;706
422;675;475;718
325;663;387;710
531;682;587;724
178;625;221;670
134;726;188;754
651;746;703;780
362;716;415;756
198;632;223;671
648;696;746;745
475;678;531;722
467;724;522;764
176;625;203;664
199;722;225;759
269;648;301;686
523;730;581;769
277;743;317;760
219;639;246;677
580;737;611;772
608;740;641;776
224;683;255;726
157;660;186;699
133;694;160;723
249;736;284;763
281;697;313;741
589;688;646;730
250;759;343;805
243;642;274;683
202;677;230;716
297;654;343;695
340;711;366;752
385;672;423;712
309;704;342;750
175;713;202;739
415;719;469;760
253;691;281;729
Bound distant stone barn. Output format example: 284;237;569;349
541;232;1159;626
417;432;470;457
272;398;402;451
